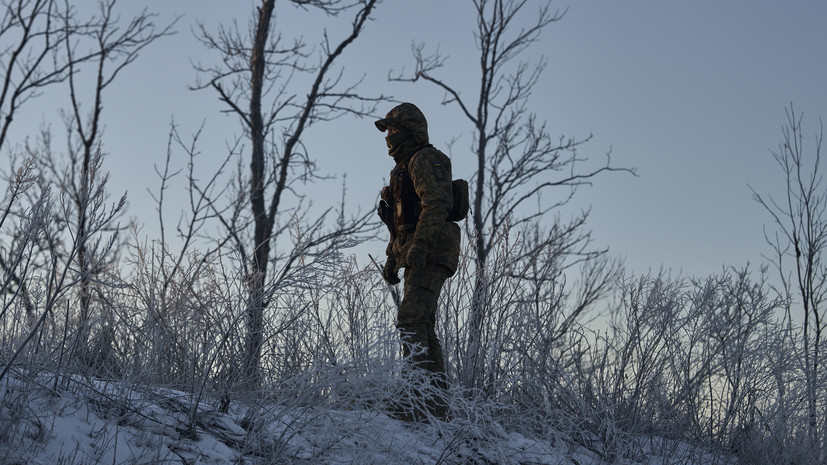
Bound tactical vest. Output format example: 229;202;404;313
390;160;421;235
378;147;469;237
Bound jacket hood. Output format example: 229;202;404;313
374;102;429;144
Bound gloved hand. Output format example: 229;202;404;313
406;244;427;270
382;258;400;285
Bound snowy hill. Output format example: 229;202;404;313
2;370;733;465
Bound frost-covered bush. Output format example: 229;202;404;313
1;164;823;464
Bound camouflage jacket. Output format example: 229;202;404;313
385;145;461;276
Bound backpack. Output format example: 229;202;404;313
448;179;469;222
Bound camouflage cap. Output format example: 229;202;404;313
374;102;429;143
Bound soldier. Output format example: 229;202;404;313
376;102;461;420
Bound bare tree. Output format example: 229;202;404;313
65;0;172;354
752;104;827;456
392;0;633;388
11;1;174;368
193;0;385;386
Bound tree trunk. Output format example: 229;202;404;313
242;0;275;388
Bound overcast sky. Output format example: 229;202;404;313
11;0;827;279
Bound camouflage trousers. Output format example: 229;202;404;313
396;263;452;419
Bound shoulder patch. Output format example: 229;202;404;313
432;162;446;181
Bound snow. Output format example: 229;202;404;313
1;369;732;464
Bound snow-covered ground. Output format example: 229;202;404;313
1;370;734;464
